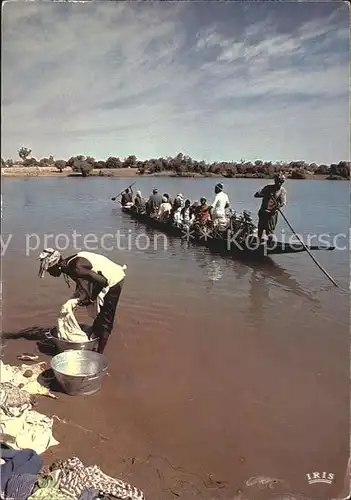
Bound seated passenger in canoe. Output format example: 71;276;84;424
172;206;183;226
163;193;173;205
121;188;133;207
174;193;184;209
134;190;145;211
254;173;286;242
169;194;184;226
180;199;194;226
146;188;162;216
193;197;211;227
158;195;172;221
190;200;199;217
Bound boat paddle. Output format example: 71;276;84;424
269;196;339;288
111;181;136;201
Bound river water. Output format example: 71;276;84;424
1;177;350;499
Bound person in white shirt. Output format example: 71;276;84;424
38;249;126;354
210;183;230;227
158;196;172;221
173;207;183;226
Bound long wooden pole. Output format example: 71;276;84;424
276;206;339;287
111;181;136;201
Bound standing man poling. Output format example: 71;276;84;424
254;173;287;241
38;248;126;354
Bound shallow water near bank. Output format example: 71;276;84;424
1;177;349;499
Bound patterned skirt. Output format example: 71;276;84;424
258;209;278;233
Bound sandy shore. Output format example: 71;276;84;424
1;166;344;180
1;166;138;177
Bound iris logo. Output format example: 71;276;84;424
306;472;335;485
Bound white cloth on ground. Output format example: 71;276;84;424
0;407;59;454
0;383;32;417
0;361;59;454
0;360;54;398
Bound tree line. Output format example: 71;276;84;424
1;147;349;179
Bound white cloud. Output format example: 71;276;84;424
1;1;349;163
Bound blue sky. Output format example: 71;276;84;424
2;0;349;164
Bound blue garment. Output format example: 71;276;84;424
0;445;42;496
78;489;100;499
5;473;38;500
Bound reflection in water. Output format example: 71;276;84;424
248;268;270;323
207;260;224;281
191;244;320;300
190;245;323;328
193;251;228;282
23;195;34;208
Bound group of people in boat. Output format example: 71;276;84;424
119;173;287;241
121;182;232;232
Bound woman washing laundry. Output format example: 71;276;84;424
38;249;126;354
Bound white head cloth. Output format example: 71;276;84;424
38;248;61;278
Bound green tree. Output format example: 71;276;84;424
55;160;67;172
289;169;306;179
39;158;51;167
18;146;32;161
80;161;93;177
86;156;96;166
105;156;122;169
69;158;93;177
124;155;137;168
23;157;38;167
94;161;106;169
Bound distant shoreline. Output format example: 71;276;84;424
1;166;347;180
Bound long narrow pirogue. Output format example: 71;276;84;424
121;205;335;261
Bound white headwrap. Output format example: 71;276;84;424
38;248;61;278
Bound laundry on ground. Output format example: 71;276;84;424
0;445;145;500
0;359;145;498
0;360;58;455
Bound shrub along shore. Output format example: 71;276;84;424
1;152;350;180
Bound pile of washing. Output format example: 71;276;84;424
0;359;58;454
0;360;145;500
0;447;144;500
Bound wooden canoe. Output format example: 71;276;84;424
121;206;335;260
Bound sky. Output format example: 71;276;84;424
2;0;349;164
